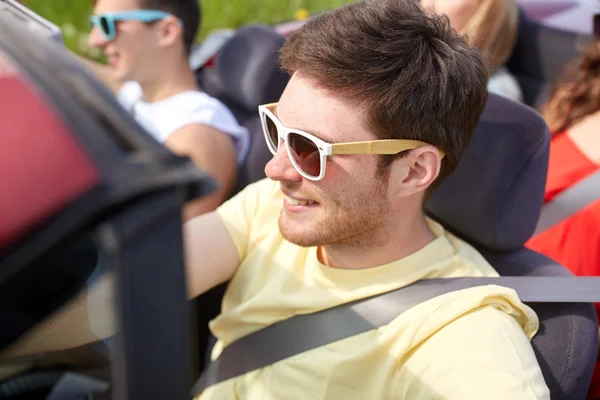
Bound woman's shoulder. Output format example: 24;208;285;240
116;81;143;110
566;110;600;165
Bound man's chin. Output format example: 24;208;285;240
279;231;320;248
116;72;132;84
278;216;322;248
110;65;132;84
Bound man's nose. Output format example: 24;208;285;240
264;145;303;183
88;25;109;49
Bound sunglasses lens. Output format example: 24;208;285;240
99;17;111;37
288;132;321;178
264;113;279;153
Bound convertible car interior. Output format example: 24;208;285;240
0;13;216;398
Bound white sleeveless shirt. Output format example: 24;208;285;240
117;81;250;165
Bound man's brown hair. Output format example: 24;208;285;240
151;0;200;54
280;0;489;189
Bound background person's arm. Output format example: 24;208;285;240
164;124;239;222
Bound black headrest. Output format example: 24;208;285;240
506;10;592;107
508;10;591;81
425;94;550;252
209;25;289;111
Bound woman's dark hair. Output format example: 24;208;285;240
541;39;600;134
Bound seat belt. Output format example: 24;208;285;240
192;276;600;395
534;169;600;236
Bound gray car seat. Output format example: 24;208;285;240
506;10;593;109
425;93;598;400
197;24;290;194
195;25;599;400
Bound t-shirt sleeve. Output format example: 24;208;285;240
169;96;251;165
215;179;269;261
396;305;550;399
116;81;142;111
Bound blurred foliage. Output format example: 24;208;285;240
23;0;354;60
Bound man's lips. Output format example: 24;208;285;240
284;194;318;207
281;189;320;211
105;54;118;67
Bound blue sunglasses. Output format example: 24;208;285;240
89;10;183;41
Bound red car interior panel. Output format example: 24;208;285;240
0;55;100;251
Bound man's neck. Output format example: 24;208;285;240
137;58;199;103
318;212;436;270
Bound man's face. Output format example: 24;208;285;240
88;0;161;82
264;73;393;248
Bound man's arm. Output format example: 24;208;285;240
184;211;240;299
164;123;239;222
397;306;550;399
72;53;124;93
0;212;239;359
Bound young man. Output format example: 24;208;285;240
1;0;550;398
81;0;250;220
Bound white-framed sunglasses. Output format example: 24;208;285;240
258;102;445;181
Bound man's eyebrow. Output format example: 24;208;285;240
273;105;336;143
312;130;336;144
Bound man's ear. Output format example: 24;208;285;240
156;16;183;50
388;146;442;198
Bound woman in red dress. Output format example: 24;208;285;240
527;36;600;400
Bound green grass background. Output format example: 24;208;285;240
23;0;354;59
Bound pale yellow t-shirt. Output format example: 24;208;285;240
199;178;550;400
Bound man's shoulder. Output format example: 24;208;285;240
116;81;142;110
155;90;251;163
162;90;237;124
222;178;281;213
426;217;500;278
214;178;282;259
396;292;548;400
217;179;281;225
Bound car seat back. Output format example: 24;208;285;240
506;10;593;109
425;93;598;400
197;25;290;194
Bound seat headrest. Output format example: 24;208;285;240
507;9;591;83
505;9;592;107
213;25;289;111
425;94;550;252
